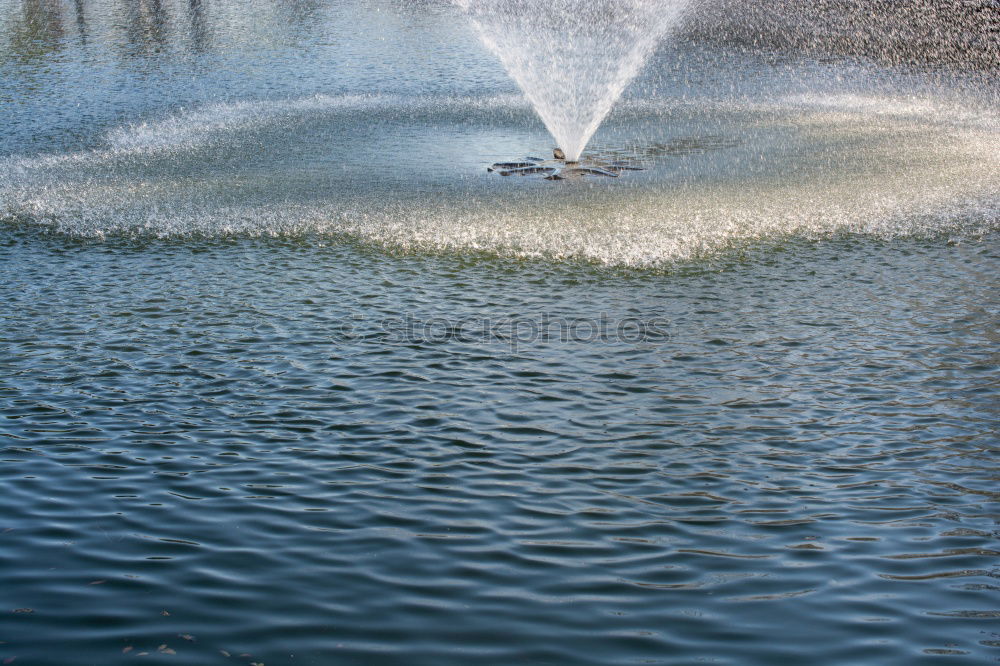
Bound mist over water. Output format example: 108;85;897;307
456;0;691;161
1;89;995;266
0;0;996;265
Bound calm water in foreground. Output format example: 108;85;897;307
1;1;998;664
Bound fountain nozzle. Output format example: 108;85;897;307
553;147;578;165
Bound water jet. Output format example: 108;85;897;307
457;0;691;165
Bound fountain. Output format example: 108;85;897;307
0;0;996;265
456;0;691;167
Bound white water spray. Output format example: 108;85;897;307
456;0;691;161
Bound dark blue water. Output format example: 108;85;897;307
1;1;998;664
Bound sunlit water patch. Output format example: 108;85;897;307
1;92;996;267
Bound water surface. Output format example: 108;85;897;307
1;1;998;664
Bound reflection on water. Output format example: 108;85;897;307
122;0;168;55
186;0;206;52
73;0;86;43
4;0;65;62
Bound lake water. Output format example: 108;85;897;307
1;1;998;664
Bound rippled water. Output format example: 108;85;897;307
2;234;998;665
1;1;999;664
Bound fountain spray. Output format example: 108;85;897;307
457;0;692;162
